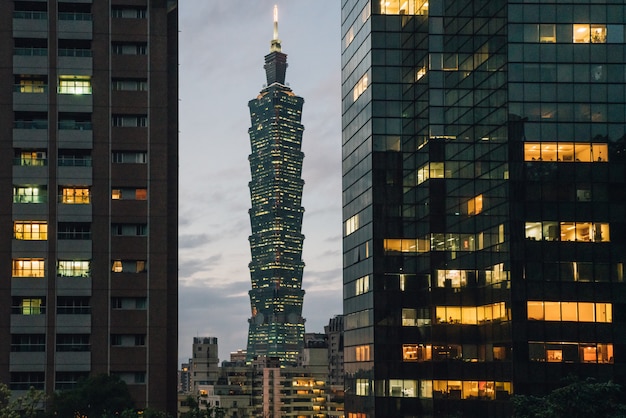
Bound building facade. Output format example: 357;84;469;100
341;0;626;417
190;337;220;392
0;0;178;414
246;7;306;365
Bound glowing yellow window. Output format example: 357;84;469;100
112;260;123;272
590;25;607;43
58;76;92;95
19;77;46;93
112;189;122;200
14;221;47;240
21;298;44;315
527;301;544;320
12;258;45;278
61;187;90;204
546;349;562;362
573;24;590;43
355;345;371;361
467;194;483;215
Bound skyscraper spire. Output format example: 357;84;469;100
264;5;287;85
271;4;281;52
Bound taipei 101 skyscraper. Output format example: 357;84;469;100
245;6;306;365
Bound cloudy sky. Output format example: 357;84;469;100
178;2;343;364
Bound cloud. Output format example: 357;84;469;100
179;233;214;249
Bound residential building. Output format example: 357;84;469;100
0;0;179;414
341;0;626;417
246;6;306;365
325;315;344;387
190;337;220;392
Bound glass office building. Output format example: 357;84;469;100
246;11;306;365
341;0;626;416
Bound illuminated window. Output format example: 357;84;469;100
402;308;430;326
60;187;90;204
12;258;45;277
15;150;47;166
355;345;371;361
111;260;146;273
417;162;445;184
415;66;427;81
524;142;607;162
57;261;90;277
384;238;429;253
13;186;46;203
14;221;47;240
467;194;483;215
380;0;428;15
560;222;609;242
355;275;369;295
573;24;606;43
12;297;45;315
527;301;612;323
403;344;431;361
15;75;47;93
353;73;368;102
436;269;469;288
112;188;148;200
436;302;507;324
356;379;369;396
345;214;360;236
58;76;92;95
597;344;614;363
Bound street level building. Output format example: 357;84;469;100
341;0;626;417
246;6;307;365
0;0;179;414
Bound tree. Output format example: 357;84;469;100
0;383;46;418
47;374;135;417
513;377;626;418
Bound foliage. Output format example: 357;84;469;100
179;396;225;418
47;374;135;418
513;377;626;418
0;383;46;418
121;408;174;418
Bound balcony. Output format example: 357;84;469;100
13;121;48;148
13;11;48;38
13;48;48;74
56;277;92;296
58;49;92;75
58;122;93;149
58;13;93;40
13;85;48;112
57;200;92;223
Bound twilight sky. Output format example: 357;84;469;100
178;1;343;365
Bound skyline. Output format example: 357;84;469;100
178;2;342;364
